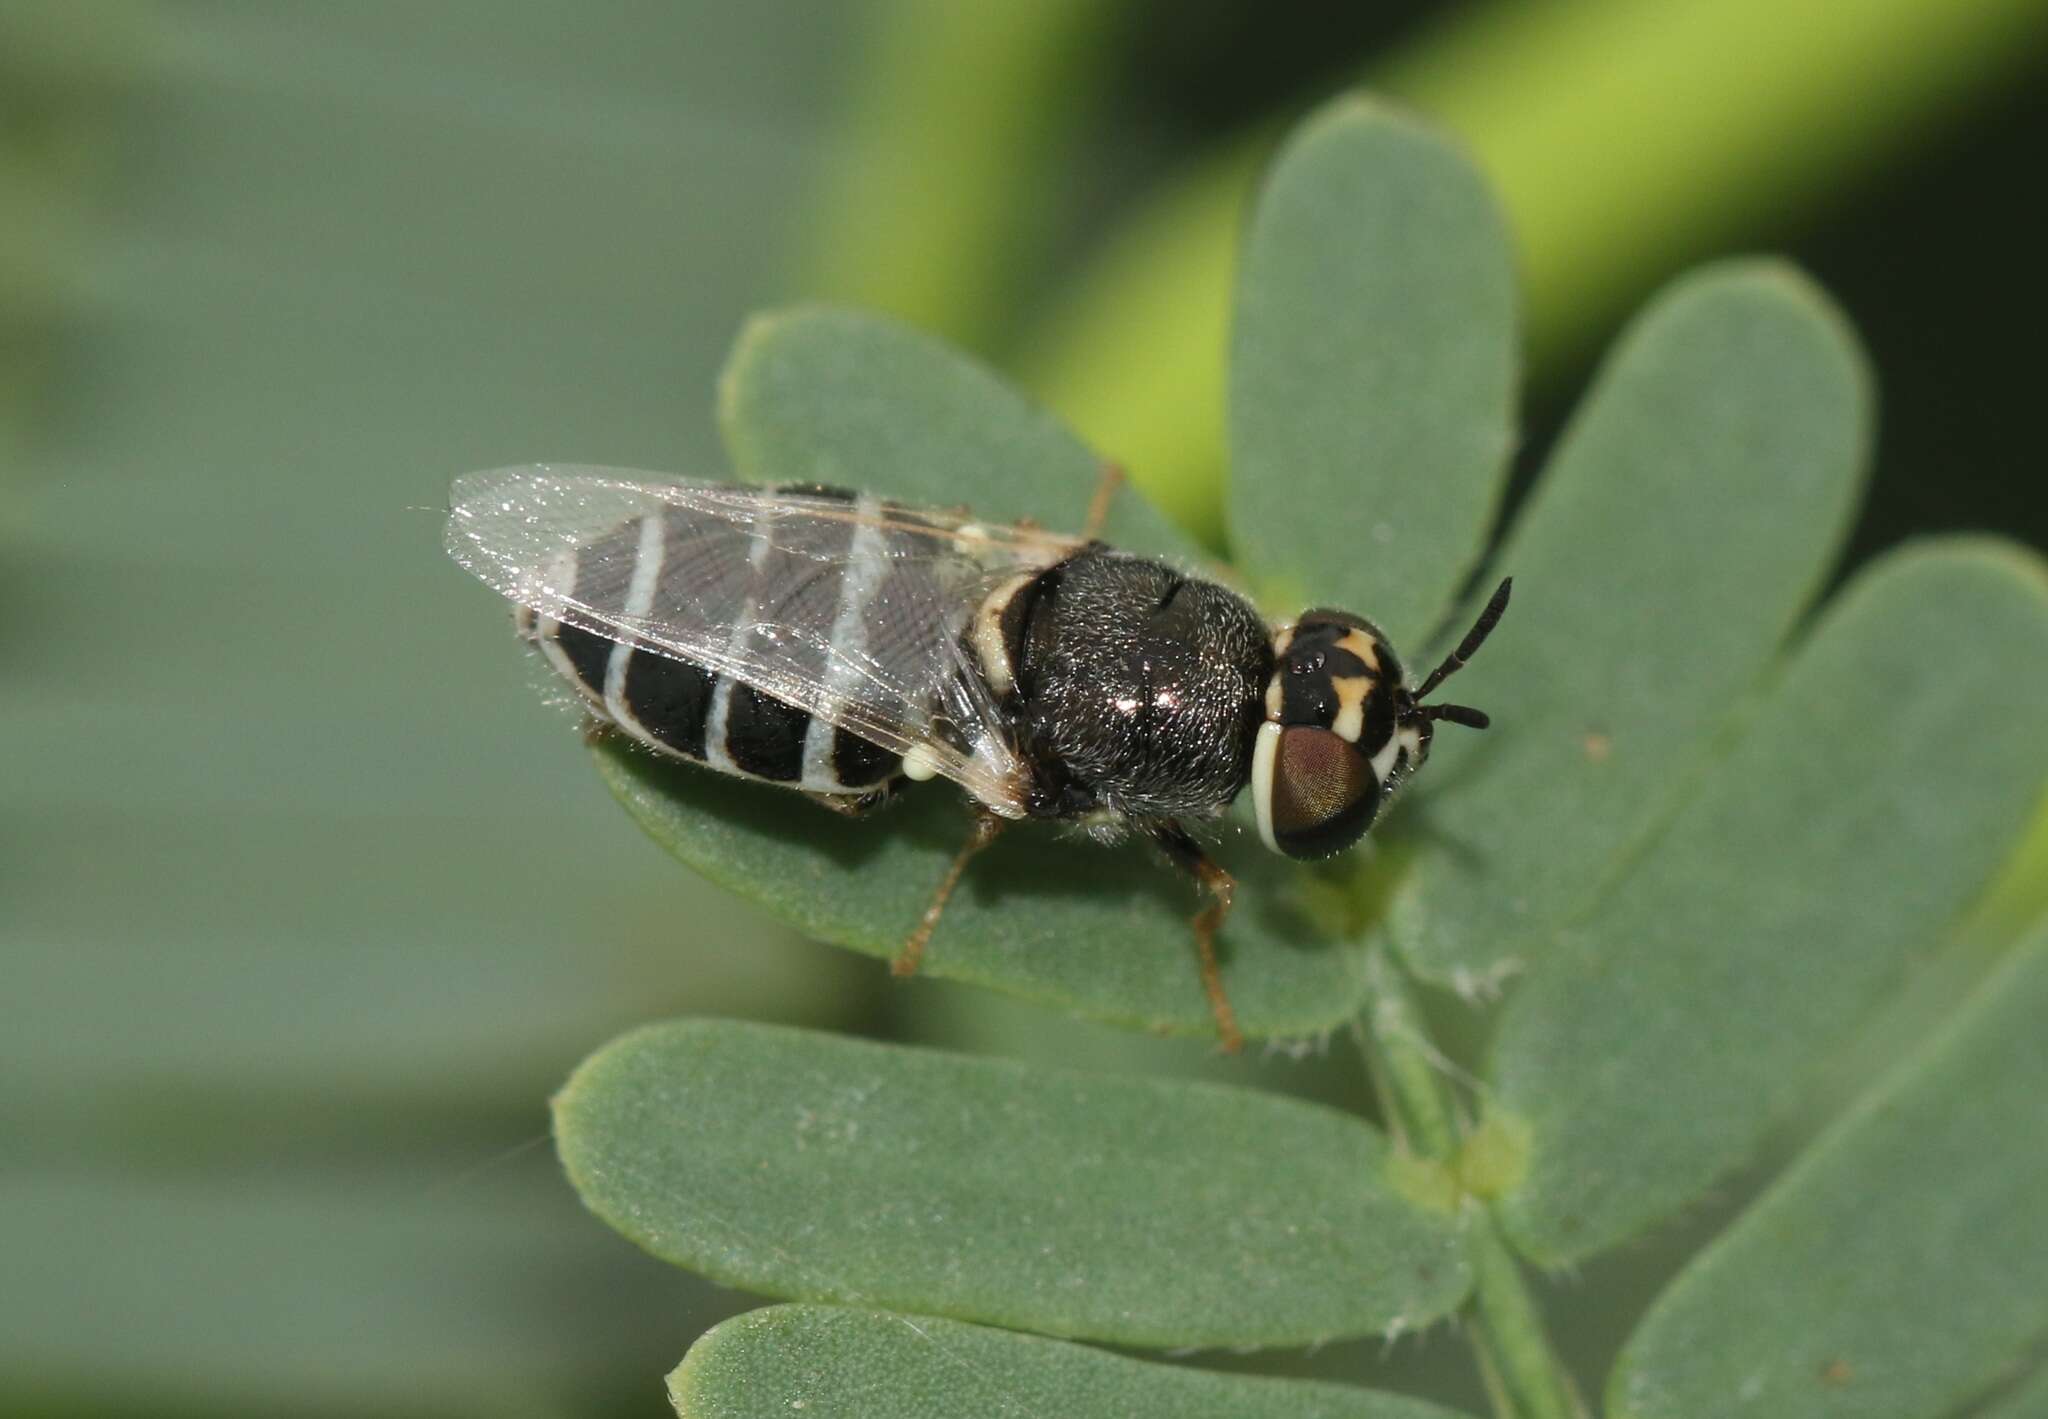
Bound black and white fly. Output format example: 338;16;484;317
446;464;1510;1049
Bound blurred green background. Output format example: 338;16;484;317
5;2;2045;1415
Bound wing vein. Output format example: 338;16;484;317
446;465;1044;813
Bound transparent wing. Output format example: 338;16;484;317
445;465;1082;813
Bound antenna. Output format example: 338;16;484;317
1423;702;1491;730
1413;577;1512;703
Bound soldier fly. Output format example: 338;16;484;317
446;464;1510;1050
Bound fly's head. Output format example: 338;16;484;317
1250;578;1512;860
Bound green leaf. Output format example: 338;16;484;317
597;307;1377;1042
596;744;1366;1040
1487;540;2048;1264
553;1019;1471;1348
1979;1364;2048;1419
1390;260;1869;990
1607;919;2048;1419
721;304;1193;561
1228;95;1517;647
668;1304;1477;1419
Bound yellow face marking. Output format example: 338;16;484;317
1330;673;1374;743
1265;626;1295;718
1334;629;1380;673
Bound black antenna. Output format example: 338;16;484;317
1424;702;1491;730
1412;576;1513;709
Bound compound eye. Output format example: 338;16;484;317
1251;723;1383;860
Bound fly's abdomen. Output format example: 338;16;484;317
519;499;903;793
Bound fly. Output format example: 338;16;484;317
446;463;1511;1051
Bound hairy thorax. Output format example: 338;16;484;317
1003;551;1272;820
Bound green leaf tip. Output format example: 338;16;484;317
712;305;806;459
1653;253;1877;415
554;1017;1473;1348
1897;529;2048;592
669;1304;1479;1419
1279;89;1512;223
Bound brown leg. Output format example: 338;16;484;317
1147;821;1245;1053
1081;461;1125;542
893;810;1005;978
1190;862;1242;1054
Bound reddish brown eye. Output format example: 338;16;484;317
1258;724;1382;859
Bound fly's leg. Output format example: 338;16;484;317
1016;461;1120;539
1189;868;1243;1054
893;810;1006;978
1147;821;1244;1053
1081;461;1125;542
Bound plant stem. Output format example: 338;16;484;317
1466;1226;1585;1419
1358;946;1584;1419
1361;949;1457;1159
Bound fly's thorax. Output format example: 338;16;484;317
1252;609;1425;859
972;549;1271;820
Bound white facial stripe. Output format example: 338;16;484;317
1333;701;1363;743
1374;723;1424;783
1251;721;1282;853
1370;730;1400;783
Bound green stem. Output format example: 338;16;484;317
1358;947;1583;1419
1466;1226;1585;1419
1360;949;1457;1159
